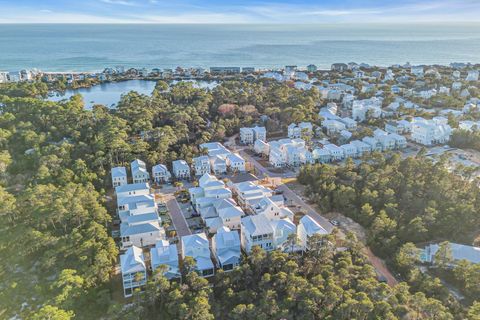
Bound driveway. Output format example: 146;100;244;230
237;148;333;232
164;193;192;238
231;138;398;287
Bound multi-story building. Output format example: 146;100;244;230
150;240;180;279
172;160;190;180
131;159;150;183
192;155;211;176
181;233;215;277
120;246;147;297
111;166;128;187
212;226;241;271
152;164;171;183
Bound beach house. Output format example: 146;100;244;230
131;159;149;184
297;215;329;250
172;160;191;180
150;240;180;279
212;227;241;271
152;164;171;184
181;233;215;277
111;166;128;187
120;246;147;297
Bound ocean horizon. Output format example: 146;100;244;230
1;23;480;72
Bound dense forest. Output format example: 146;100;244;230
0;80;317;319
1;80;479;319
113;233;461;320
451;129;480;152
298;153;480;314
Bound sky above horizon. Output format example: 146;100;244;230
1;0;480;24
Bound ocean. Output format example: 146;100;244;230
1;23;480;72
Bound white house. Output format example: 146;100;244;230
172;160;190;180
411;66;424;77
340;143;358;158
241;214;274;253
254;197;294;221
192;155;211;176
212;226;241;271
362;137;383;152
350;140;371;157
150;240;180;279
268;138;312;168
390;133;407;149
421;242;480;265
376;134;397;151
313;147;332;163
322;119;346;135
297;215;328;250
120;212;165;249
152;164;171;184
411;118;452;146
230;181;273;212
181;233;215;277
452;82;462;91
115;183;150;199
209;155;227;175
226;153;246;172
339;117;357;129
385;121;411;134
352;98;382;122
254;139;270;156
240;126;266;144
288;122;313;139
324;144;344;161
271;218;297;251
216;199;244;231
120;246;146;297
117;194;156;216
131;159;149;183
111;166;128;187
466;70;479;82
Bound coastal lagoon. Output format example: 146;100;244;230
47;79;218;109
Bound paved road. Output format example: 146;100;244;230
238;145;398;286
164;194;192;238
238;148;333;233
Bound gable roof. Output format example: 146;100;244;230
111;166;127;178
121;246;145;274
300;215;328;236
115;182;150;194
242;214;274;236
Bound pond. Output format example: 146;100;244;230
47;79;218;109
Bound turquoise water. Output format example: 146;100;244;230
1;24;480;72
47;79;218;108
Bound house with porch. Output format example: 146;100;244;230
150;240;180;279
297;215;329;250
120;246;147;297
212;226;241;271
152;164;171;183
111;166;128;187
181;233;215;277
172;160;190;180
131;159;150;183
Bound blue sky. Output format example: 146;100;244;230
1;0;480;23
